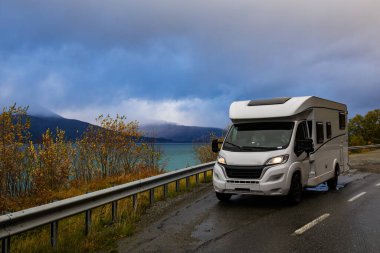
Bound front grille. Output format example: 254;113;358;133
223;164;265;179
227;180;259;184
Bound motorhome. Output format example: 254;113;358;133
212;96;348;203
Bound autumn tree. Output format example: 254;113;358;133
74;114;162;180
349;109;380;145
139;141;163;172
0;105;31;198
32;128;74;192
195;133;223;163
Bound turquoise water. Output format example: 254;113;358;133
157;143;203;171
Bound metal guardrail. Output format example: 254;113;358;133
0;161;215;253
348;144;380;150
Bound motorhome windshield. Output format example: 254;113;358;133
223;122;294;152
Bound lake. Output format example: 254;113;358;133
157;143;204;171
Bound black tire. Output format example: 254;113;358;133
216;192;232;202
327;166;339;191
287;173;302;204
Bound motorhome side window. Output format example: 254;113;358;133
326;122;332;139
294;122;307;156
307;120;313;137
339;112;346;130
316;122;324;144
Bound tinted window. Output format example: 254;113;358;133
295;122;307;141
326;122;332;139
339;112;346;130
294;122;307;156
307;120;313;138
316;122;324;144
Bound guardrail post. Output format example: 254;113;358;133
175;180;180;192
149;188;155;205
196;173;199;184
2;237;10;253
204;171;207;182
186;177;190;189
50;221;58;249
112;201;118;222
163;184;168;199
85;209;92;235
132;194;137;210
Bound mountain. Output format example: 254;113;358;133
27;115;172;143
22;106;222;143
141;123;224;143
27;104;63;118
28;115;92;142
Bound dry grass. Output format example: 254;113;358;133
1;169;161;213
1;171;212;253
349;149;380;173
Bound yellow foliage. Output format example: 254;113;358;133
75;114;162;181
194;133;223;163
0;108;163;213
0;104;30;204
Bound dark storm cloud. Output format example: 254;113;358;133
0;0;379;126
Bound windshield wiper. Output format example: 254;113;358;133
224;141;242;150
241;146;278;151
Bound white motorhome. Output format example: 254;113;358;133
212;96;348;203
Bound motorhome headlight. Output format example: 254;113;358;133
217;156;227;165
266;155;289;165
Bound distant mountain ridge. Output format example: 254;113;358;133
141;123;224;143
26;115;223;143
27;115;91;142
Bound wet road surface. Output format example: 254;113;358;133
118;172;380;253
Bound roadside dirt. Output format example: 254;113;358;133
349;149;380;173
135;182;213;232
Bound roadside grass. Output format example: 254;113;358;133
4;171;213;253
349;149;367;154
2;169;162;213
348;147;380;154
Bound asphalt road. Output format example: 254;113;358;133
118;171;380;253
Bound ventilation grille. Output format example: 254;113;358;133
224;165;265;179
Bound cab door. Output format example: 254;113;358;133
294;121;310;185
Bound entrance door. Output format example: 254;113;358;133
294;121;310;185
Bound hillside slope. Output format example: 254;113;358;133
141;123;224;143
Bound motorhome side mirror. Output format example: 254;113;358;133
303;138;314;153
296;138;314;154
211;139;220;153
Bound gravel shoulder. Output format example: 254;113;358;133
349;149;380;173
133;182;213;233
114;182;214;252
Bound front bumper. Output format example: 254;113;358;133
213;163;290;196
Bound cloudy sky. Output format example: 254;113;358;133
1;0;379;127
